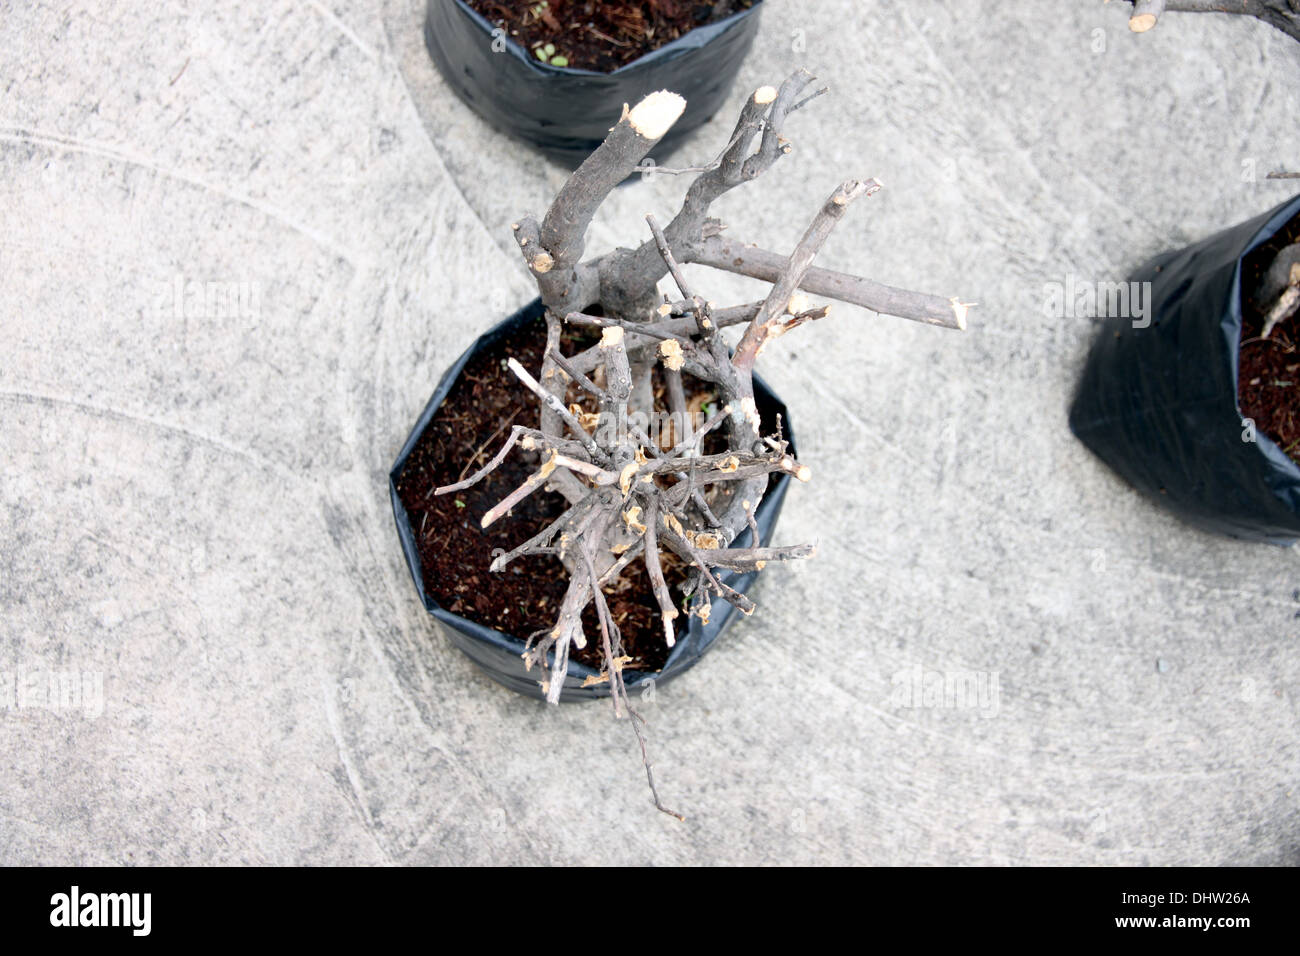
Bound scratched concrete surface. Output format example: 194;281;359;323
2;0;1299;865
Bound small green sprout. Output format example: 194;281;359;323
533;42;567;67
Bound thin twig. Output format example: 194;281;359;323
453;410;522;485
548;348;604;398
580;541;683;820
507;357;605;461
435;425;525;496
733;178;881;370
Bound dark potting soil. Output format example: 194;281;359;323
464;0;756;72
1239;211;1300;464
395;314;732;675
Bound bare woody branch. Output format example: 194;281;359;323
1257;243;1300;339
480;452;559;529
598;72;814;315
1124;0;1300;41
434;425;527;496
691;236;969;330
517;92;686;317
471;71;970;814
506;357;604;462
697;543;817;572
488;502;590;573
733;178;880;370
641;500;679;648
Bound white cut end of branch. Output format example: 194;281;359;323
530;251;553;274
1129;13;1157;32
627;91;686;141
950;298;973;331
662;616;676;648
754;85;777;105
506;356;537;391
600;325;624;348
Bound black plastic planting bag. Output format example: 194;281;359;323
390;300;795;702
424;0;763;168
1069;193;1300;544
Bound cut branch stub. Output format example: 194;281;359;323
524;92;685;317
512;218;553;275
542;92;686;268
1129;0;1166;31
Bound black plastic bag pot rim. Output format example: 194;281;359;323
423;0;765;168
442;0;762;74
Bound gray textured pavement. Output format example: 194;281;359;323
2;0;1298;864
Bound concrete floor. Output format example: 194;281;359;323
2;0;1298;864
